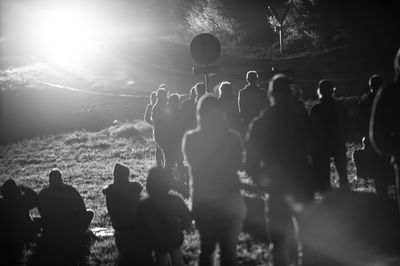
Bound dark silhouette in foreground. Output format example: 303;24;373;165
103;163;143;265
136;167;191;266
238;70;269;129
300;189;400;266
371;47;400;212
354;74;395;199
245;74;315;266
31;169;94;266
0;179;39;265
310;80;349;192
183;95;246;266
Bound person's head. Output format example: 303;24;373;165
368;74;384;94
150;91;157;105
268;74;292;105
146;167;173;197
218;81;233;97
113;163;130;184
317;79;335;99
49;168;63;187
195;82;206;100
291;84;303;100
189;86;197;101
1;179;21;199
156;88;168;104
246;70;258;85
197;94;224;130
169;93;180;107
159;83;168;91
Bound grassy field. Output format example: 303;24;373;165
1;120;281;266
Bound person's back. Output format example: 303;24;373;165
310;80;349;191
371;48;400;211
310;84;348;150
136;167;190;266
246;86;313;196
358;75;383;137
238;71;269;128
103;163;142;232
245;74;314;266
371;49;400;160
183;95;245;266
218;82;242;134
38;169;93;235
1;179;39;264
181;87;197;133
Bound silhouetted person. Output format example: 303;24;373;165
38;169;94;235
168;93;188;188
359;75;384;137
136;167;190;266
183;95;246;266
0;179;39;265
145;91;163;166
181;86;197;133
238;70;269;129
33;169;94;265
102;163;143;264
300;189;400;266
371;48;400;212
151;88;176;170
217;81;243;134
245;74;315;266
354;75;394;198
310;80;349;192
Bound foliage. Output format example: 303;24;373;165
168;0;244;44
267;0;349;54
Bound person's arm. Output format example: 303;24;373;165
144;104;153;125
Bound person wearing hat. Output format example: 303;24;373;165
310;79;349;192
102;163;143;263
245;74;315;266
38;168;94;236
103;163;143;232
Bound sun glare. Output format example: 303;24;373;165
34;5;101;65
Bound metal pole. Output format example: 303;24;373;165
279;27;283;54
204;64;210;93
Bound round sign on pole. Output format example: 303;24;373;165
190;33;221;65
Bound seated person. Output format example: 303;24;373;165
38;169;94;236
136;167;191;266
0;179;39;264
103;163;143;232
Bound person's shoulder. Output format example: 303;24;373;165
39;186;51;197
183;128;200;140
102;183;114;195
128;181;143;192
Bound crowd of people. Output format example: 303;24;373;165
1;48;400;266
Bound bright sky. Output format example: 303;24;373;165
0;0;171;65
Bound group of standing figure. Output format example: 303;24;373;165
142;47;400;266
2;48;400;266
